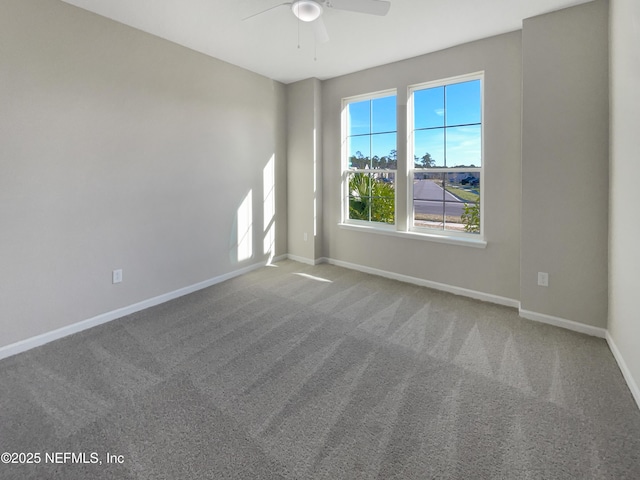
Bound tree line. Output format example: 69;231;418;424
350;151;458;169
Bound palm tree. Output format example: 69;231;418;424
348;173;395;224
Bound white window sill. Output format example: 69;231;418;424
338;222;487;249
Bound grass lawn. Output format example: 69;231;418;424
445;185;480;203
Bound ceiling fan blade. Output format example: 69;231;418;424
327;0;390;16
243;2;291;21
312;16;330;43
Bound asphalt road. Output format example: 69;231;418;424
413;179;464;217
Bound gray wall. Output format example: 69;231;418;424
0;0;288;349
609;0;640;399
287;78;322;262
321;32;523;301
320;1;610;331
0;0;617;354
521;0;609;328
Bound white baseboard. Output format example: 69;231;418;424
270;254;289;264
315;257;635;411
5;253;633;411
606;332;640;410
320;257;520;309
518;309;606;338
286;254;322;266
0;259;277;362
315;257;609;340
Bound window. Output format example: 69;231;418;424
342;91;397;226
340;73;484;245
409;74;483;235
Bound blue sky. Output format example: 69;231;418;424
347;79;481;167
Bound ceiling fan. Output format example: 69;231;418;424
244;0;391;44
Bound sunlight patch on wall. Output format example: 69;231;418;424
263;155;275;231
264;223;275;262
263;155;276;261
313;128;318;237
237;190;253;262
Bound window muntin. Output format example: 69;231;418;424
410;75;483;236
343;91;397;226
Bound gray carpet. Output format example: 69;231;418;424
1;259;639;479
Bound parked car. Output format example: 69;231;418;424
461;176;478;186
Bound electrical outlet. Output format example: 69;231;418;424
304;232;308;242
112;269;123;284
537;272;549;287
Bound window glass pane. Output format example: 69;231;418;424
348;100;371;136
443;171;480;233
413;172;445;201
347;172;371;221
385;149;398;170
445;80;481;126
371;133;396;168
413;172;445;229
348;136;370;168
414;129;445;168
371;95;396;134
370;172;395;224
414;86;444;129
445;125;481;167
413;171;481;233
347;172;395;224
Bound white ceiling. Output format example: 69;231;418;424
60;0;593;84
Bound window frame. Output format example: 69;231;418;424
407;72;485;240
338;73;486;248
341;89;398;230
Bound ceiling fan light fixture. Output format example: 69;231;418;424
292;0;323;22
